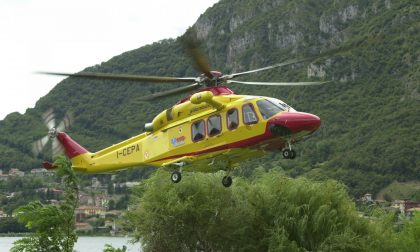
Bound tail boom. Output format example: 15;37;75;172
57;132;151;173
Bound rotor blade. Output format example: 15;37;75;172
37;71;197;83
32;135;50;156
227;80;331;86
182;37;212;78
52;138;64;158
57;113;74;132
226;41;362;79
42;109;56;129
138;83;201;101
226;58;313;79
189;47;212;79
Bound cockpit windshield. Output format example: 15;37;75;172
256;98;295;119
268;98;295;112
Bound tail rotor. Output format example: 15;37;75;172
32;109;74;158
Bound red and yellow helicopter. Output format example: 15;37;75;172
34;40;326;187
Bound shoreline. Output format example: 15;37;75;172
0;236;141;252
0;233;129;237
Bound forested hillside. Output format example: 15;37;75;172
0;0;418;196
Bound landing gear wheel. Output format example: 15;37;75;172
171;171;182;183
222;176;233;187
282;149;292;159
290;150;297;159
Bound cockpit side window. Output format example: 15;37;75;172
256;99;284;119
226;109;239;130
192;120;205;142
242;104;258;125
208;115;222;136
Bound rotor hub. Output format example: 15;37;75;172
48;127;58;139
199;71;226;87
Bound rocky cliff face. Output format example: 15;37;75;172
193;0;417;82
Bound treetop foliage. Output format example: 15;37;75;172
125;170;396;251
11;157;78;252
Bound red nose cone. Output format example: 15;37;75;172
269;112;321;134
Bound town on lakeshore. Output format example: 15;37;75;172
0;167;139;234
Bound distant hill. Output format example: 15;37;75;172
0;0;418;197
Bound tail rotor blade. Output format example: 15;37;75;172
57;113;74;132
42;109;56;129
32;135;50;156
52;138;64;158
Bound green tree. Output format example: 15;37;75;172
0;217;28;233
103;244;127;252
107;181;114;194
108;199;116;210
124;170;395;251
396;215;420;252
11;157;79;252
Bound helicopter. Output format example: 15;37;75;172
34;39;327;187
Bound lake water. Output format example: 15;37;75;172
0;236;141;252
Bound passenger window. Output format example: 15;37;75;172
208;115;222;136
192;120;205;142
226;109;239;130
243;104;258;124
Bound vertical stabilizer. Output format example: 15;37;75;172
56;132;89;158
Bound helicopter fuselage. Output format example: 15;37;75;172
59;87;320;174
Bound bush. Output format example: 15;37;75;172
125;170;395;251
11;157;79;252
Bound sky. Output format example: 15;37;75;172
0;0;219;120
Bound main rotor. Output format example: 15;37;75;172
38;32;331;101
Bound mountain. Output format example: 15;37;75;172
0;0;418;196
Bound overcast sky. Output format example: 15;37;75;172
0;0;219;120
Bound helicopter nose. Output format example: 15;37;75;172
268;112;321;136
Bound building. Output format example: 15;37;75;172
391;200;420;214
0;210;8;218
0;173;8;181
105;210;123;219
78;192;91;205
30;168;54;177
92;177;101;188
96;194;109;208
75;222;94;233
78;191;109;207
360;193;373;203
104;219;114;228
8;168;24;177
115;181;140;188
75;205;106;221
36;188;64;200
405;201;420;212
